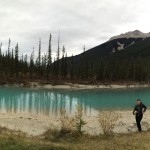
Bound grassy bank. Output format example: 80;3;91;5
0;130;150;150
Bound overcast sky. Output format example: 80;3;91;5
0;0;150;59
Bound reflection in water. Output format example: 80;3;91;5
0;87;150;116
0;87;92;116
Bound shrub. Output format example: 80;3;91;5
44;105;87;141
59;105;86;135
98;111;121;135
43;125;61;141
75;105;86;134
59;109;75;135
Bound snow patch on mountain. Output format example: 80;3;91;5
111;40;137;53
117;41;124;50
126;41;135;48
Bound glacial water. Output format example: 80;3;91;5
0;86;149;116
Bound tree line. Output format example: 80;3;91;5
0;34;150;84
0;34;69;84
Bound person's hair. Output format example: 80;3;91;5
137;99;141;102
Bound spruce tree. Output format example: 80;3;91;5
47;34;52;79
83;45;85;52
56;31;60;78
8;38;11;57
30;47;35;79
71;54;74;81
15;43;19;63
38;38;41;67
15;43;19;74
64;52;67;78
48;34;52;65
57;31;60;61
61;46;65;77
37;38;41;78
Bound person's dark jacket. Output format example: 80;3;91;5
133;103;147;116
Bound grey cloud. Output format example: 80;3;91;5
0;0;149;58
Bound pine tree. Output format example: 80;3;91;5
30;47;35;79
30;47;34;66
8;38;11;57
24;54;28;73
62;45;65;58
71;54;74;80
38;38;41;67
42;53;47;78
47;34;52;79
15;43;19;74
64;52;67;77
15;43;19;63
8;48;14;76
47;34;52;65
57;31;60;61
11;48;14;59
37;38;41;78
53;57;56;78
83;45;86;52
21;54;24;62
61;46;65;77
56;31;60;78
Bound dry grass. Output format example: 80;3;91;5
7;108;148;150
60;109;76;134
0;125;150;149
59;105;86;134
40;131;150;150
0;126;66;150
98;111;121;134
66;131;150;150
43;105;86;141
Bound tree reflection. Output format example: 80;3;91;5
0;87;92;116
0;87;149;116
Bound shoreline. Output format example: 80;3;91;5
1;82;150;90
43;83;150;89
0;110;150;136
0;82;150;136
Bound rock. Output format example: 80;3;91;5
117;121;126;126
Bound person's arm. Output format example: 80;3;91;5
142;103;147;113
133;106;137;115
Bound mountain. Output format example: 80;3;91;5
1;30;150;83
82;37;143;55
70;30;150;61
68;31;149;65
65;30;150;82
109;30;150;41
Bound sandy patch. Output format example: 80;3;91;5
0;110;150;136
42;84;150;90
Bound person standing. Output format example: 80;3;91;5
133;99;147;132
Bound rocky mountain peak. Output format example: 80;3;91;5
109;30;150;41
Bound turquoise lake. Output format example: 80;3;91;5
0;86;149;116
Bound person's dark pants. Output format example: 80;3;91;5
136;115;143;131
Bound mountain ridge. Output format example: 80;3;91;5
109;30;150;41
